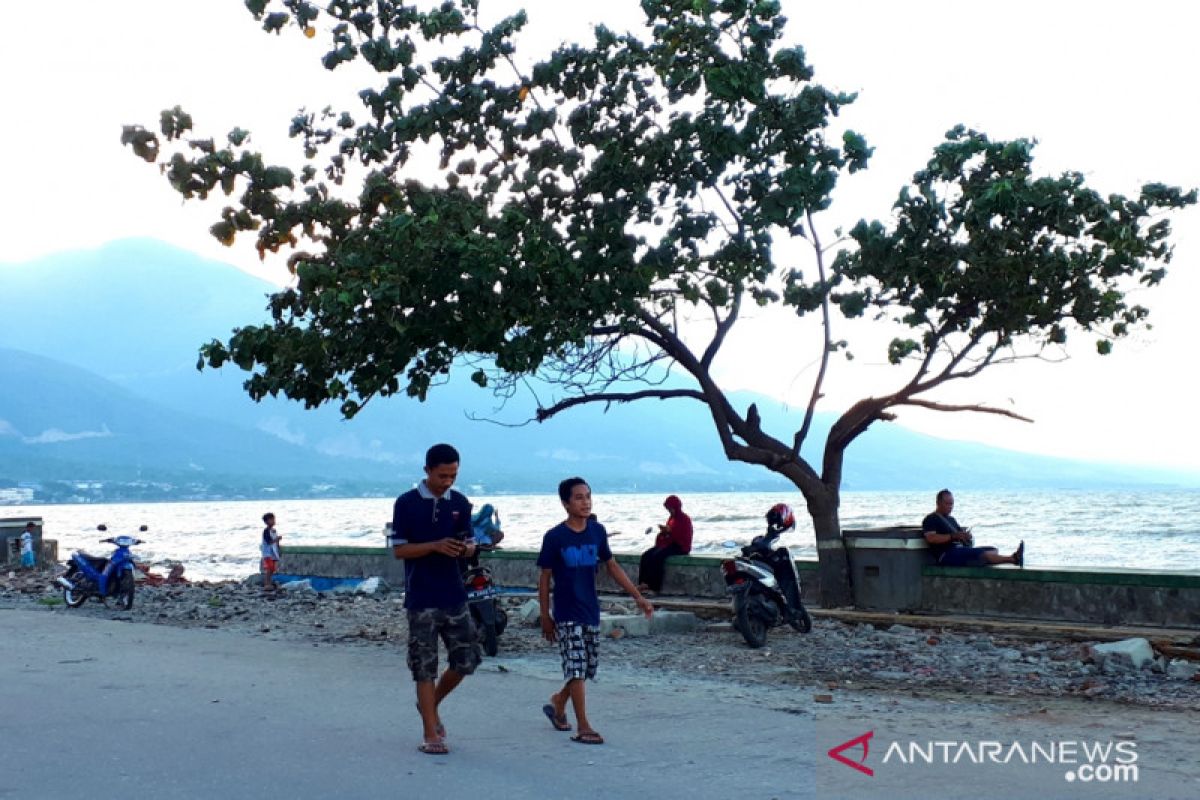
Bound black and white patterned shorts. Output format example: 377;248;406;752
555;622;600;681
406;604;481;682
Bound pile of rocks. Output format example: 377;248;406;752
0;567;59;595
4;575;1197;711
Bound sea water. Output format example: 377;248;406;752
7;489;1199;582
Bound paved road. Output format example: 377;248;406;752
2;608;1197;799
1;609;814;800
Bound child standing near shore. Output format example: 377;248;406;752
20;522;36;569
260;512;282;590
537;477;653;745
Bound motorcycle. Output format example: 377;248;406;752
57;525;147;610
461;544;508;657
721;504;812;648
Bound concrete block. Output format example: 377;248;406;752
517;598;541;625
648;610;700;634
1092;638;1155;671
599;614;651;638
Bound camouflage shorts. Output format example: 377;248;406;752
406;604;481;682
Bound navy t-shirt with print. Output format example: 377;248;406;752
391;484;473;610
536;519;613;626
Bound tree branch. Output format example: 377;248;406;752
535;388;706;422
700;292;740;370
795;210;832;455
894;398;1033;422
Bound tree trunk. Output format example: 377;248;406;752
806;491;854;608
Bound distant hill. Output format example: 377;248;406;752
0;348;395;501
2;239;1196;501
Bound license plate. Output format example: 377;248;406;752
467;587;497;600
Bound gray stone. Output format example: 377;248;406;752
355;576;390;595
1166;659;1200;681
517;598;541;625
848;648;887;659
1101;659;1129;676
1091;638;1155;671
599;613;651;637
648;610;700;634
883;624;918;636
998;648;1023;661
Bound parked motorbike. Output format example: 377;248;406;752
57;525;147;610
461;544;508;657
721;504;811;648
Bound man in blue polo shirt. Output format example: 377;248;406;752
391;443;480;755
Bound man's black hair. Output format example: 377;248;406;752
558;477;589;504
936;489;953;503
262;512;275;524
425;443;461;469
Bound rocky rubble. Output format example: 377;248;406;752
4;568;1198;711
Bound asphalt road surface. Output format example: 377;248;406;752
2;609;1196;799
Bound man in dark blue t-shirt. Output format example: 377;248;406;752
922;489;1024;568
391;443;480;755
537;477;653;745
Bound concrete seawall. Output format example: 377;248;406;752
278;545;1200;629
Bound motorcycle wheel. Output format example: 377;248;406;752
482;621;499;657
116;572;135;610
733;594;769;649
788;603;813;634
63;583;88;608
494;605;508;636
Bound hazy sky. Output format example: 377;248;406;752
3;1;1198;470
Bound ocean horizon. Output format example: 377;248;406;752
7;488;1200;583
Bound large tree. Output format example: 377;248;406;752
124;0;1194;606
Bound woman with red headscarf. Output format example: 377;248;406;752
637;495;693;594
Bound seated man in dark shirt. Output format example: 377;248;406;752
922;489;1024;568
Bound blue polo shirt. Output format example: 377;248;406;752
391;482;473;610
536;518;613;626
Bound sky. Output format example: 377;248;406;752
2;1;1199;471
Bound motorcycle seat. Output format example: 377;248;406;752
77;553;109;569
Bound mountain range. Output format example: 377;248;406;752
2;239;1196;502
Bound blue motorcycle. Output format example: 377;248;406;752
57;525;147;610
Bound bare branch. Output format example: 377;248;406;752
894;398;1034;423
535;388;706;422
700;291;740;370
795;211;832;455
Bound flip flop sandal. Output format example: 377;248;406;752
542;704;572;732
418;741;449;755
571;731;604;745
